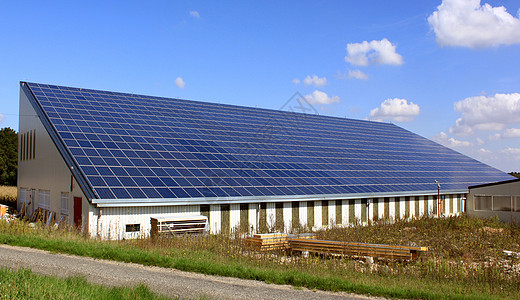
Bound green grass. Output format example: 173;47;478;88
0;216;519;300
0;267;169;300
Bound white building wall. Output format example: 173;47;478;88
314;200;322;228
230;204;240;232
328;200;336;225
299;201;307;228
452;195;457;215
266;202;276;229
418;196;425;217
409;197;415;219
378;199;384;219
368;199;373;221
210;204;221;234
342;200;349;225
428;196;434;216
389;198;395;219
88;205;98;237
354;199;361;223
283;202;292;231
441;195;450;216
398;197;406;219
248;203;258;232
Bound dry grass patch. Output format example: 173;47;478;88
1;215;519;299
0;185;16;205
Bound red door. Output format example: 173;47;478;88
74;197;82;228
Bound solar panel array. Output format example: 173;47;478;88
25;82;513;200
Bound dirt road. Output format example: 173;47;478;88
0;244;383;300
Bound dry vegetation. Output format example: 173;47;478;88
0;185;16;205
1;214;519;299
125;215;520;299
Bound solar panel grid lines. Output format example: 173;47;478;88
25;82;513;200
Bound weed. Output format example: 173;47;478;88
0;186;16;205
0;215;519;299
0;268;170;300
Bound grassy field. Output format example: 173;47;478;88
0;267;170;300
0;215;518;299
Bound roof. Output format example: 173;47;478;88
469;178;520;190
21;82;514;206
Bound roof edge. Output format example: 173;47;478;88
469;178;520;190
93;189;468;207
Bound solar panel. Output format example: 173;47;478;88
24;82;513;200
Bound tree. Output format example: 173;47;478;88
0;127;18;186
509;172;520;179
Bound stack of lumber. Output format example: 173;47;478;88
246;233;288;251
287;233;317;240
19;203;27;219
288;238;428;260
27;208;56;226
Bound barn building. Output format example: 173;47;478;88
17;82;513;239
467;179;520;224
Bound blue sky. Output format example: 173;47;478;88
1;0;519;172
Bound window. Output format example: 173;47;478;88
28;131;32;160
32;129;36;159
474;195;491;211
38;190;50;210
20;188;29;205
493;196;511;212
24;132;27;160
20;133;24;161
20;130;36;161
61;192;69;215
125;224;141;232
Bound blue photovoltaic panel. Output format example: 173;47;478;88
24;82;513;200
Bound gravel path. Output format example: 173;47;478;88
0;244;385;300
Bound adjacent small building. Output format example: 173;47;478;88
17;82;514;239
467;179;520;223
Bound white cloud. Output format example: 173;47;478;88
189;11;200;18
489;128;520;140
488;133;500;140
503;128;520;138
369;98;420;122
304;90;340;105
432;132;473;148
303;75;328;87
175;77;186;89
345;38;403;66
501;147;520;156
0;114;4;124
428;0;520;48
292;78;300;85
478;148;491;154
450;93;520;135
347;69;369;80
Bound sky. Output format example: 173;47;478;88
0;0;519;172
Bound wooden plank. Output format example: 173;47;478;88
245;233;428;260
287;238;427;260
